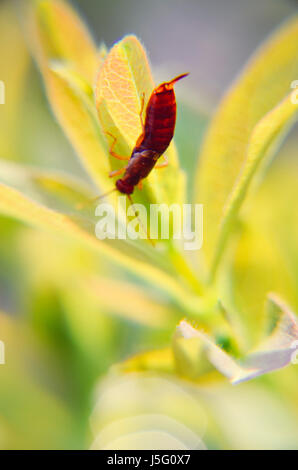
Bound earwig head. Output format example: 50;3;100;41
154;73;189;94
116;178;134;195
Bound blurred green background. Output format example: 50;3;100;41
0;0;298;450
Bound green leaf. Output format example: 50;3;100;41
0;159;94;212
115;347;175;375
32;0;99;82
95;35;154;149
0;2;29;158
213;90;298;277
175;294;298;384
85;277;176;328
174;320;243;382
196;16;298;280
230;155;298;345
26;0;112;192
0;182;200;311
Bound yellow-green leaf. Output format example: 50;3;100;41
32;0;98;82
0;159;94;212
24;0;112;192
196;16;298;279
0;182;198;311
174;320;243;382
176;297;298;384
230;154;298;345
85;277;176;328
115;347;175;375
213;90;298;278
96;35;154;149
0;2;29;158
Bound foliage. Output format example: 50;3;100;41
0;0;298;449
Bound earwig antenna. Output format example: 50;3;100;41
76;187;117;210
127;195;155;247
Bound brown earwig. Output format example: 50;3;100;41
107;73;189;195
78;73;188;243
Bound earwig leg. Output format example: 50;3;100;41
110;150;130;161
127;195;155;247
137;180;143;190
155;156;169;169
139;92;145;132
105;131;130;161
109;167;126;178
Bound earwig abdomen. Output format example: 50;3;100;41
116;150;159;194
140;88;177;155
